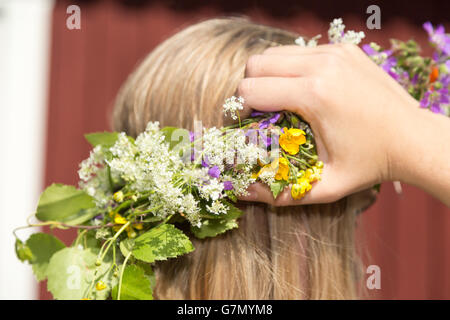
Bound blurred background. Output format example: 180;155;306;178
0;0;449;300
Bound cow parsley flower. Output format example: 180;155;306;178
199;178;224;201
328;18;365;45
206;200;227;215
295;35;321;47
78;145;104;182
223;96;244;120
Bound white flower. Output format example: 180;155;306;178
342;30;365;45
328;18;346;43
202;127;226;170
78;145;104;182
223;96;244;120
328;18;365;45
295;35;321;47
200;178;224;201
258;169;276;185
206;200;227;215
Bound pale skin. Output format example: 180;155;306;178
237;43;450;207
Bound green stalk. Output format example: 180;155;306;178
117;252;132;300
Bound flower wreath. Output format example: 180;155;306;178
14;19;450;300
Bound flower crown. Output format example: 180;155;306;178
14;18;450;300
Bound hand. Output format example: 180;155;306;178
237;43;421;205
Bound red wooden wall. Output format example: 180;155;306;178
42;0;450;299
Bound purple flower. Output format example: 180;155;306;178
420;91;430;108
201;155;210;168
258;129;271;147
208;165;221;178
223;181;233;190
420;87;449;114
251;111;266;117
362;44;376;55
259;113;281;129
423;22;450;56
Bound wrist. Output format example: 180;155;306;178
385;100;425;183
389;103;450;186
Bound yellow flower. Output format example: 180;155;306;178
253;158;290;181
291;178;312;200
308;166;322;183
291;183;303;200
253;158;277;179
114;213;127;225
95;281;107;291
279;127;306;155
275;157;290;181
251;171;260;179
134;223;144;230
113;191;124;203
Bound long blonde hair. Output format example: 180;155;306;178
113;17;367;299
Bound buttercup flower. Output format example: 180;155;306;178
279;127;306;155
305;166;323;183
275;157;290;181
252;157;289;182
291;178;312;200
113;213;127;225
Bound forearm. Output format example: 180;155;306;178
392;107;450;206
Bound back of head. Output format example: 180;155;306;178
113;17;363;299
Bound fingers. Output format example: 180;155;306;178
237;77;311;115
262;44;338;56
238;167;347;206
238;182;305;206
245;54;325;78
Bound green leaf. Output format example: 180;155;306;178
191;218;239;239
62;207;99;226
270;180;288;199
111;264;153;300
160;127;190;150
46;247;113;300
15;239;34;263
136;261;156;290
71;230;101;249
84;132;119;148
36;184;96;222
119;238;135;257
132;224;194;263
26;233;65;281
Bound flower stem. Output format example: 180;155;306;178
117;252;132;300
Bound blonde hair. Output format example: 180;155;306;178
113;17;366;299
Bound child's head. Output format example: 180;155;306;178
113;17;371;299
